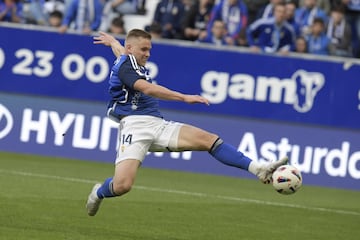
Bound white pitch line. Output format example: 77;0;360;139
1;169;360;217
134;185;360;216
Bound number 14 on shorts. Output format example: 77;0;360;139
120;134;133;152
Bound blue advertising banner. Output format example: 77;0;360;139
0;92;359;191
0;24;360;130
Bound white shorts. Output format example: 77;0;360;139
115;115;183;164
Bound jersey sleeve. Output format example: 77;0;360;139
118;55;146;89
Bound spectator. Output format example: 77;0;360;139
181;0;214;41
235;27;248;46
299;0;331;15
294;35;308;53
305;17;331;55
137;0;146;14
207;0;248;46
295;0;328;36
182;0;194;12
148;22;162;39
257;0;284;19
108;15;126;35
0;0;23;23
247;3;296;54
150;0;185;39
48;9;63;27
327;5;353;57
24;0;65;25
43;0;66;15
58;0;103;34
242;0;268;25
100;0;139;32
285;0;301;37
108;0;138;15
197;19;228;46
342;0;360;57
25;0;47;25
44;0;66;19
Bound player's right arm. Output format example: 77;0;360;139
93;31;125;57
133;79;209;105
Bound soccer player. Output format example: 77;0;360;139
86;30;288;216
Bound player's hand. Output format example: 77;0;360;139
93;31;118;46
184;95;210;106
94;31;125;57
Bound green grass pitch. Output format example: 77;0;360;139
0;151;359;240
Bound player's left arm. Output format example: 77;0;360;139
134;79;209;105
93;31;125;57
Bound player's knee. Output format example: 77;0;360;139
205;134;220;151
113;179;133;195
208;136;223;153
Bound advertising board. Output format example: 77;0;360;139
1;92;359;190
1;25;359;129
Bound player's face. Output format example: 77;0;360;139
129;37;151;66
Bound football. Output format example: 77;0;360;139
272;165;302;195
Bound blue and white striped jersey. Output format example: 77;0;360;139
107;54;162;122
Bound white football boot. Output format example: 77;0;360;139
86;183;102;216
255;156;289;184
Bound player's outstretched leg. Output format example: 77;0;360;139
86;183;103;216
208;138;288;184
249;156;289;184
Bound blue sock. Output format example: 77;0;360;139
96;177;117;199
210;141;252;170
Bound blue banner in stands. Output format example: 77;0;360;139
0;25;359;129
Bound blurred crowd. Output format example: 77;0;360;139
1;0;359;58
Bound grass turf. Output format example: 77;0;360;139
0;151;359;240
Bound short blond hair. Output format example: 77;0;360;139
126;29;152;41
